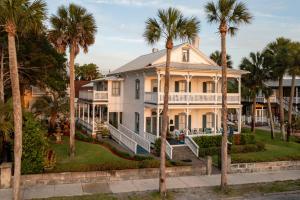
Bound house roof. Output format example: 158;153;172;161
109;43;247;75
265;79;300;87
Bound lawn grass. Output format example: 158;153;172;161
231;128;300;163
49;137;139;172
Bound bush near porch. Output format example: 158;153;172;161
194;134;265;157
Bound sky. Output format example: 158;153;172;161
46;0;300;72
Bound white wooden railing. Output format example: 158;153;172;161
143;132;157;144
107;123;137;154
166;140;173;159
185;135;199;157
77;118;93;131
79;90;108;101
119;124;151;153
144;92;240;104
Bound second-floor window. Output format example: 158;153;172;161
135;112;140;133
203;82;215;93
135;79;140;99
182;49;190;62
112;81;121;96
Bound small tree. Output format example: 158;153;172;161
210;50;233;68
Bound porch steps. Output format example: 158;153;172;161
172;145;203;165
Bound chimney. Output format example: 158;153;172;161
192;36;200;49
152;48;159;53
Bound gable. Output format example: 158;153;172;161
153;43;217;66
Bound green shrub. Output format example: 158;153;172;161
240;134;256;145
138;159;160;168
75;131;94;143
22;113;48;174
193;135;222;148
230;142;265;154
198;147;221;157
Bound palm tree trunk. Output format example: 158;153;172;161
251;95;256;133
220;30;228;190
279;77;285;140
267;97;275;139
287;74;295;142
69;44;76;158
159;39;172;198
0;46;4;103
6;23;23;200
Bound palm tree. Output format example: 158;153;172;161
210;50;233;68
261;86;275;139
49;4;97;158
264;38;293;140
143;7;200;197
287;42;300;141
0;0;46;199
240;52;269;133
32;92;69;132
205;0;252;189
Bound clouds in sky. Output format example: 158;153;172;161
46;0;300;70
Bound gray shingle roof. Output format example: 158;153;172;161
265;79;300;87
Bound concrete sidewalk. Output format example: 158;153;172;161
1;170;300;200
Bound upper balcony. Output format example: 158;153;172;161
79;90;108;101
144;92;240;104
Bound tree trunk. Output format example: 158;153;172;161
279;77;285;140
69;43;76;158
287;74;295;142
50;112;57;131
6;23;23;200
159;39;172;198
220;30;228;190
0;46;4;103
267;97;275;139
251;95;256;133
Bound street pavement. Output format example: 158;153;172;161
0;170;300;199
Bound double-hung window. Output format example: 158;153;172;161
135;79;140;99
112;81;120;96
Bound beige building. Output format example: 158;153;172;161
77;42;247;157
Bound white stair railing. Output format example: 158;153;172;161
119;124;151;153
166;140;173;159
185;135;199;157
107;123;137;154
144;131;157;144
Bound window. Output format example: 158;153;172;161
119;112;123;124
135;112;140;133
151;79;158;92
112;81;120;96
182;49;190;62
203;113;215;129
175;113;186;130
203;82;215;93
175;81;187;92
135;79;140;99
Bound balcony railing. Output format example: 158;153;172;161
79;90;108;101
144;92;240;104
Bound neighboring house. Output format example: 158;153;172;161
242;76;300;126
77;42;247;158
23;86;51;109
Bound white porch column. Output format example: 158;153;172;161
213;75;219;104
238;77;241;102
92;104;95;132
78;103;81;119
107;106;109;123
214;108;217;134
99;105;102;122
296;87;299;111
157;72;160;104
87;104;90;124
156;107;160;138
237;107;242;133
83;104;85;121
186;108;189;134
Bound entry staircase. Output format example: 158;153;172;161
281;97;300;116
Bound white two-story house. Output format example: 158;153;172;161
77;42;247;158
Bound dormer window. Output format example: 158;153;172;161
182;49;190;62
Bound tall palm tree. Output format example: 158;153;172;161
49;4;97;158
260;86;275;139
287;42;300;141
0;0;46;199
143;7;200;197
240;52;269;133
264;38;293;140
205;0;252;189
210;50;233;68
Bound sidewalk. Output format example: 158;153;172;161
1;170;300;199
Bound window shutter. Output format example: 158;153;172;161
202;114;207;129
212;82;216;93
203;82;207;93
175;81;179;92
175;115;179;129
188;115;191;130
189;82;191;92
212;113;215;128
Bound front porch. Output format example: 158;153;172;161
144;106;242;144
